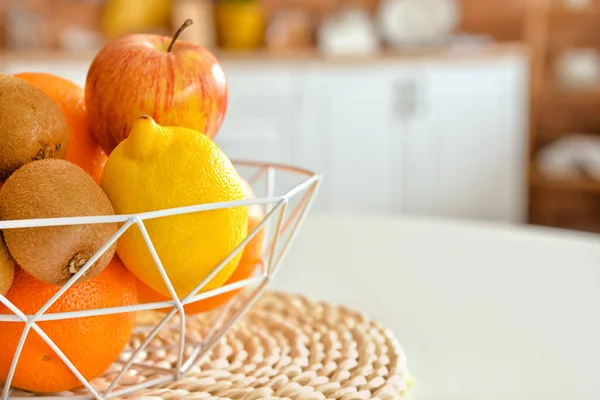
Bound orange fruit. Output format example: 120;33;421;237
137;177;265;314
0;257;137;393
136;257;261;315
14;72;107;184
239;177;265;262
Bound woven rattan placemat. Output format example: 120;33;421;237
9;291;412;399
129;292;412;399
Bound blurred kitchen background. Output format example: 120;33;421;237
2;0;600;233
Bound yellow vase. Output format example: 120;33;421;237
216;1;266;50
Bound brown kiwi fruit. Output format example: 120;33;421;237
0;159;117;286
0;234;15;296
0;74;69;183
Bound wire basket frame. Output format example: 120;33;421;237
0;160;322;400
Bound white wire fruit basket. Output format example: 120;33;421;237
0;160;322;400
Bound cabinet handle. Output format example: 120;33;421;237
394;79;418;120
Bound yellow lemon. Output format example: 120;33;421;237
100;115;247;299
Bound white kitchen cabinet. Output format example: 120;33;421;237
398;56;528;223
308;56;528;222
327;80;396;213
435;59;527;223
307;66;418;214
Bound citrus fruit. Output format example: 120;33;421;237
137;257;261;314
239;177;265;262
136;176;264;313
100;115;248;299
0;257;137;393
14;72;107;184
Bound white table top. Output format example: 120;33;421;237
271;213;600;400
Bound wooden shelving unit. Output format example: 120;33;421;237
526;0;600;233
530;165;600;193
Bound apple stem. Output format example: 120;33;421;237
167;19;194;52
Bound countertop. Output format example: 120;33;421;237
0;42;527;66
272;213;600;400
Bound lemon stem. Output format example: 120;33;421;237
167;19;194;52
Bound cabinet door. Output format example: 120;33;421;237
404;57;528;223
314;68;399;214
389;70;436;215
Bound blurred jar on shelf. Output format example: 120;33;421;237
171;0;216;48
317;1;380;55
216;0;266;50
265;9;315;51
101;0;171;39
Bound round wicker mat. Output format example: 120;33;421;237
126;291;411;400
8;291;412;399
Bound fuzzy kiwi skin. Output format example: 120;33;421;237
0;74;69;183
0;234;15;296
0;159;117;286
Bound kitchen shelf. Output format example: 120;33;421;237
534;126;600;145
551;8;600;17
535;97;600;142
541;87;600;103
0;42;526;65
526;0;600;232
550;2;600;17
530;166;600;193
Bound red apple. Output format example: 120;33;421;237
85;19;227;154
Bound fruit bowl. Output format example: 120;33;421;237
0;160;322;400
